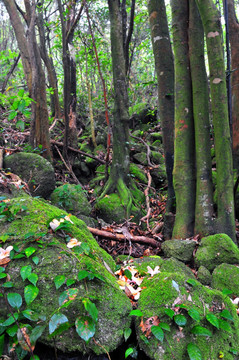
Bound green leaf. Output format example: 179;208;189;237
124;269;132;280
24;247;36;258
18;89;25;97
174;314;187;326
129;309;143;317
30;356;40;360
0;334;4;356
188;308;201;322
206;313;219;329
186;279;199;287
54;275;66;289
20;265;32;281
82;298;98;323
2;313;18;326
218;319;232;333
2;281;14;288
66;278;76;287
49;313;68;334
58;288;79;306
27;273;38;287
24;285;39;305
7;293;22;309
125;347;134;358
78;270;91;281
159;322;170;332
8;110;17;120
32;256;39;265
0;273;7;279
187;342;202;360
6;324;18;337
220;309;234;322
75;316;95;342
222;288;233;296
22;309;39;321
18;99;25;112
190;325;212;337
124;328;132;342
151;325;164;342
0;267;5;273
164;308;174;319
30;325;46;344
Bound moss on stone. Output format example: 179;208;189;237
195;233;239;272
50;184;92;217
161;239;196;263
136;272;239;359
212;263;239;296
197;266;212;286
129;163;148;184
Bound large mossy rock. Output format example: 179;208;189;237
50;184;92;217
194;233;239;272
0;196;132;355
136;272;239;360
212;263;239;296
161;239;196;263
4;153;55;198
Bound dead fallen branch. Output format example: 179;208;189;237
87;226;160;248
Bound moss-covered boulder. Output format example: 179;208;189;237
136;272;239;360
0;195;132;356
212;263;239;296
4;152;55;198
197;266;212;286
50;184;92;217
161;239;196;263
194;234;239;272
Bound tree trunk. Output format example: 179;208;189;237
226;0;239;169
189;0;214;236
171;0;195;239
147;0;175;239
196;0;236;241
99;0;132;217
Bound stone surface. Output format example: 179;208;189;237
212;263;239;296
197;265;212;286
162;239;197;263
4;152;55;198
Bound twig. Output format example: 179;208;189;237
54;145;81;184
87;226;160;248
130;132;155;168
93;338;111;360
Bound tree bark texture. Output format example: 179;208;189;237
196;0;236;241
226;0;239;169
147;0;175;239
171;0;195;239
189;0;214;236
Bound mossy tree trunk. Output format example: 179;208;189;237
147;0;175;239
189;0;214;236
171;0;195;239
196;0;236;241
226;0;239;169
98;0;132;217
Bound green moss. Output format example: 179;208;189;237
212;263;239;296
129;163;148;184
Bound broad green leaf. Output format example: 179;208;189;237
27;273;38;287
190;326;212;337
78;270;91;281
30;325;46;344
7;293;22;309
206;313;219;329
218;319;232;333
18;99;25;112
2;281;14;288
0;273;7;279
18;89;25;97
6;324;18;337
20;265;32;281
2;313;18;326
222;288;233;296
22;309;39;321
124;328;132;342
24;285;39;305
151;325;164;342
82;298;98;323
186;279;199;287
8;110;17;120
24;247;36;258
159;322;170;332
75;316;95;342
0;267;5;273
32;256;39;265
125;347;134;358
0;334;4;356
30;356;40;360
48;322;72;338
174;314;187;326
164;308;174;319
187;342;202;360
220;309;234;322
66;278;76;287
49;313;68;334
58;288;79;306
124;269;132;280
129;309;143;317
54;275;66;289
188;308;201;322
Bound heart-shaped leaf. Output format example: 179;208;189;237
49;313;68;334
187;342;202;360
7;293;22;309
75;316;95;342
24;285;39;305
